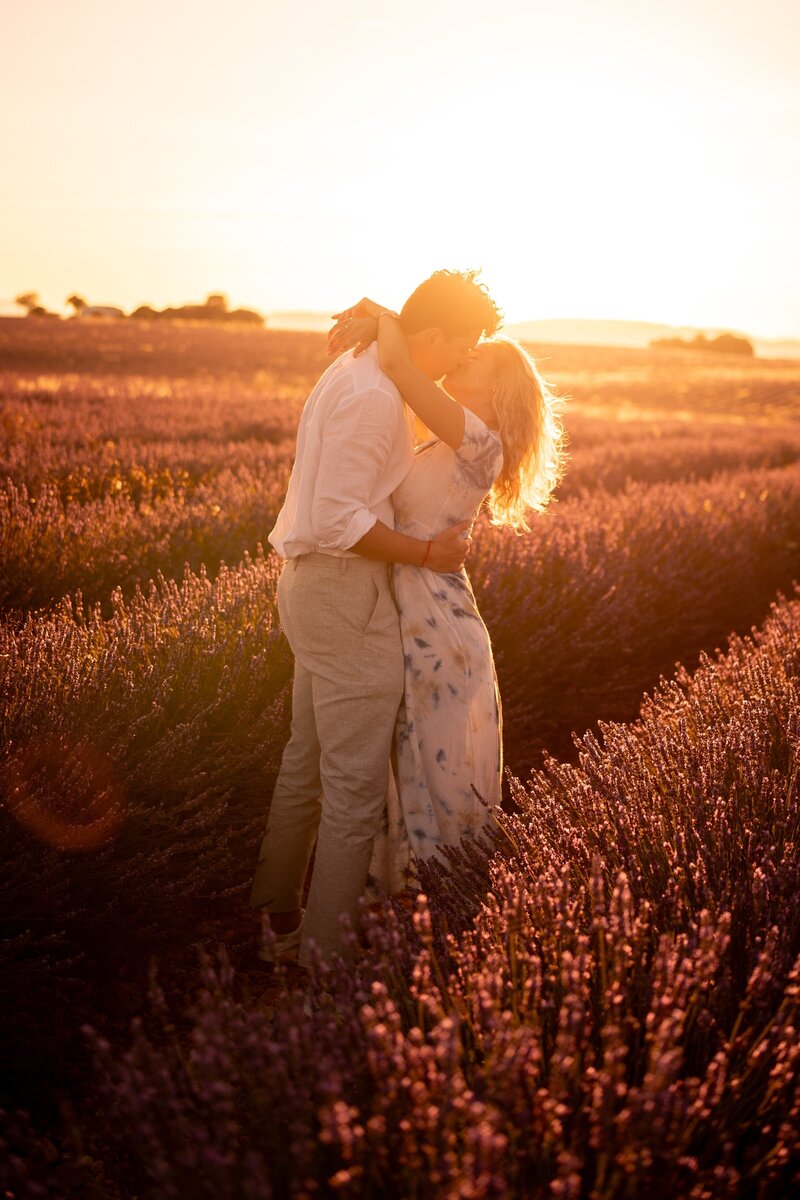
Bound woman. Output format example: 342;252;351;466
327;304;567;894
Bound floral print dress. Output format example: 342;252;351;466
368;406;505;895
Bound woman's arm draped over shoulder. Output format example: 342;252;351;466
377;315;465;450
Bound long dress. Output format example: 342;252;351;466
367;405;505;895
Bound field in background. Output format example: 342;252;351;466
3;318;800;768
4;314;800;414
2;317;800;1196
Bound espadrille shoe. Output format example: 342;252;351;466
257;914;304;964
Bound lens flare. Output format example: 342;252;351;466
5;736;126;852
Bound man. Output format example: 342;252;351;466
250;269;502;967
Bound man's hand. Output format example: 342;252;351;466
425;520;473;573
350;518;473;572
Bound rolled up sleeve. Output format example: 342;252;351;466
310;387;401;551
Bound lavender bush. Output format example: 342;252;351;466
84;590;800;1198
0;550;291;1100
472;461;800;768
0;468;289;613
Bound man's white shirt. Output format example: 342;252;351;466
269;344;415;559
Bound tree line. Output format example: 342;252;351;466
651;331;754;355
13;291;264;326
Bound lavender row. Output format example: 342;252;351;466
4;368;800;504
4;442;800;625
561;413;800;496
4;409;800;512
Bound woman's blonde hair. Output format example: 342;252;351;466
483;335;568;531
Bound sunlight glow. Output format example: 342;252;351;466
1;0;798;336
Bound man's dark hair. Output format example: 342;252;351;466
398;269;502;339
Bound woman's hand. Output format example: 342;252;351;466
332;297;389;322
327;297;399;357
327;315;378;358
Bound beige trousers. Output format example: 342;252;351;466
250;552;403;966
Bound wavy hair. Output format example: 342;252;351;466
482;336;568;531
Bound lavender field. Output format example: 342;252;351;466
1;317;799;1197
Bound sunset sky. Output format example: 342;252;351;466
2;0;799;337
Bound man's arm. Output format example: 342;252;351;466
310;384;470;572
352;518;472;573
309;385;401;552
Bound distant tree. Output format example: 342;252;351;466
710;333;754;356
15;291;39;314
228;308;265;326
174;304;225;321
651;331;755;356
134;298;263;324
66;294;88;316
29;305;58;318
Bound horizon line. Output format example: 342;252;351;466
1;302;799;345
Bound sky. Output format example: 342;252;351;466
1;0;799;337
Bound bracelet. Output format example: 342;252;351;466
420;540;432;568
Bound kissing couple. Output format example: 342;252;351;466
250;269;565;969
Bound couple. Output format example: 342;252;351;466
250;269;564;969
